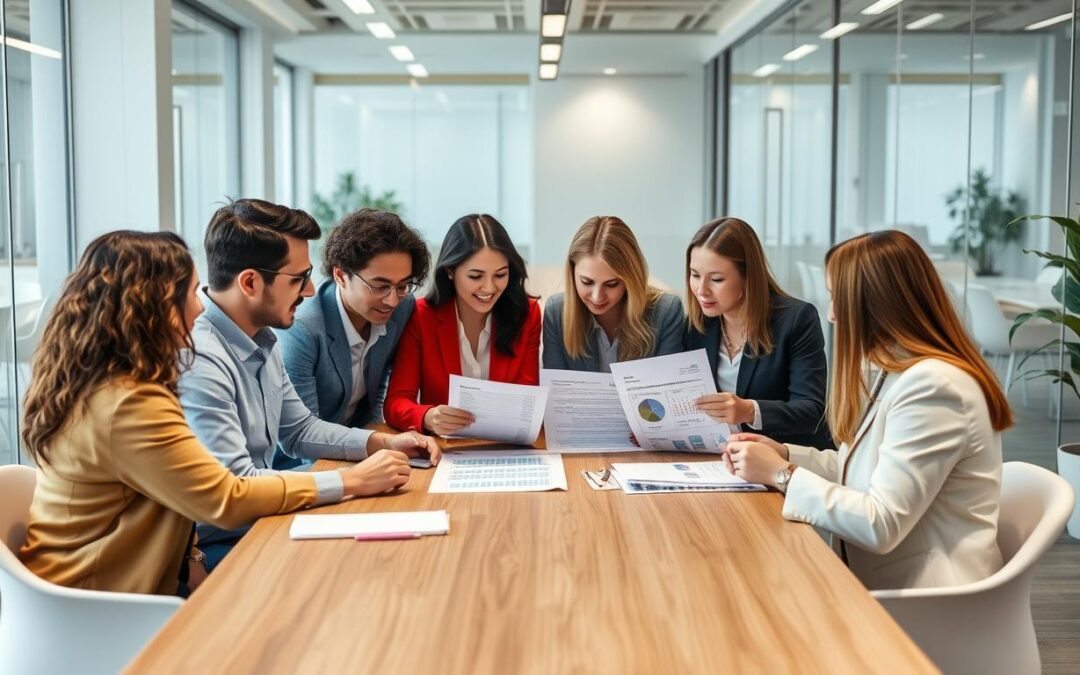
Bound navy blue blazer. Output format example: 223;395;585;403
683;295;832;448
277;280;415;428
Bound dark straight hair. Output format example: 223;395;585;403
427;214;531;356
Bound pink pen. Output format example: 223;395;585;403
354;532;423;541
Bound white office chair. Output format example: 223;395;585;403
873;462;1074;675
961;284;1060;406
1035;266;1062;285
0;465;183;675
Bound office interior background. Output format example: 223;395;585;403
0;0;1078;665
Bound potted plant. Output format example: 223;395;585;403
1011;212;1080;537
311;171;405;228
948;169;1026;276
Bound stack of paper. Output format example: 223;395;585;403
609;461;766;494
289;510;450;540
429;451;568;493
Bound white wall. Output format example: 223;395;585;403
532;72;706;290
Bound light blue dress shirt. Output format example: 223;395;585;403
179;291;373;543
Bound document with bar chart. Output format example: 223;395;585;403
428;451;568;493
609;349;738;453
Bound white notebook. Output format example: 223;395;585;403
289;510;450;540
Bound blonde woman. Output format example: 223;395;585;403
543;216;684;373
684;217;831;447
725;230;1010;590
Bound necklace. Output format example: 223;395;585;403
720;317;747;359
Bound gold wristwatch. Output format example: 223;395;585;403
187;547;206;564
774;463;797;494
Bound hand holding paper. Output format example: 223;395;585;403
447;375;549;445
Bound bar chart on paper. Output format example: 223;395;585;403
428;451;568;493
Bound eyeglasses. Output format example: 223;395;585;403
351;273;419;299
254;266;314;286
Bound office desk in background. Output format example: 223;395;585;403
129;429;936;674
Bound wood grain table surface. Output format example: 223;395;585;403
129;431;936;674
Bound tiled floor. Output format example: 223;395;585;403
1003;382;1080;674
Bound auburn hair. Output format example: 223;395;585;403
562;216;664;362
825;230;1012;445
686;217;787;356
22;230;196;462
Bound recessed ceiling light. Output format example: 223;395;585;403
820;22;858;40
906;13;944;30
342;0;374;14
389;45;415;62
603;67;617;75
752;63;781;78
540;43;562;62
1;36;61;59
541;14;567;38
861;0;904;16
539;63;559;80
366;22;395;39
782;44;818;62
407;63;429;78
1025;13;1071;31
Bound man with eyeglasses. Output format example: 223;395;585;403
278;207;430;432
178;199;440;571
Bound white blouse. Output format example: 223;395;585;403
715;348;763;429
457;311;492;380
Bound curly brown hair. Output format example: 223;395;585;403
321;208;430;282
22;230;196;462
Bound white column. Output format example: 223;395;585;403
239;27;275;199
293;66;316;212
70;0;175;251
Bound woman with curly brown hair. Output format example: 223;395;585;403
19;230;413;595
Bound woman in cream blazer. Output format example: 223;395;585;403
723;231;1011;591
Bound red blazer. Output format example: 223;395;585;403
384;297;542;432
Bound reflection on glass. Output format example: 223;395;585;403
3;0;71;466
274;62;294;206
171;6;240;276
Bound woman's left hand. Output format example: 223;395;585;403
386;431;443;466
724;440;789;487
695;393;756;425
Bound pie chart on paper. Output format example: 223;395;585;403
637;398;666;422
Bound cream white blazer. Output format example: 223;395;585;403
782;358;1004;590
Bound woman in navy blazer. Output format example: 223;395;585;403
278;209;429;428
683;217;831;447
543;216;684;372
385;214;541;435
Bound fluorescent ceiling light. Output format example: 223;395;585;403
406;63;429;78
541;14;567;38
782;44;818;61
366;22;395;39
906;13;944;30
539;63;559;80
2;36;61;59
752;63;780;78
603;67;617;75
539;43;562;62
342;0;374;13
389;45;415;61
861;0;903;16
820;22;859;40
1025;13;1072;31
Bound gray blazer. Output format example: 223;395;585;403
277;279;415;427
542;292;685;372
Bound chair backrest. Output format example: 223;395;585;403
1035;266;1062;285
962;284;1010;351
996;462;1075;567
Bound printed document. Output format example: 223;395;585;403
448;375;548;445
540;369;640;452
429;450;568;493
609;349;738;453
609;461;765;494
289;511;450;540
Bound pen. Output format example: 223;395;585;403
354;532;423;541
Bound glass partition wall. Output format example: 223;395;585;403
719;0;1076;466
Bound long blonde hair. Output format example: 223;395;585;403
826;230;1012;445
22;231;196;463
685;217;786;356
563;216;663;361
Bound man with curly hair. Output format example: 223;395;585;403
278;207;431;429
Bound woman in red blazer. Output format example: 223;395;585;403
385;214;541;434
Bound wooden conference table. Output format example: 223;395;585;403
130;429;935;674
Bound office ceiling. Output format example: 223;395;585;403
767;0;1073;35
280;0;736;33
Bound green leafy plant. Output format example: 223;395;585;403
1011;213;1080;398
310;171;404;228
947;169;1026;276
